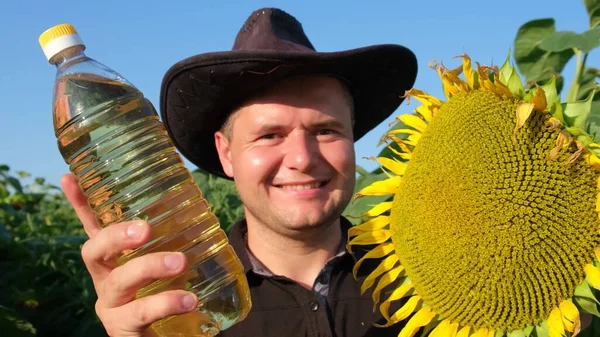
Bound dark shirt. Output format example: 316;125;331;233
218;217;405;337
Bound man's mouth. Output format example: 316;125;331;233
275;180;329;190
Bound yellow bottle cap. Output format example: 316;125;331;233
39;23;85;62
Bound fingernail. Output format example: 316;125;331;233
164;254;182;270
182;294;197;310
126;222;144;239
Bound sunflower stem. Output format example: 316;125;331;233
566;49;587;103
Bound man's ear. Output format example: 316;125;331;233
214;131;234;178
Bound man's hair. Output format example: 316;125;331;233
219;78;355;140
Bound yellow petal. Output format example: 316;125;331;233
351;242;395;278
470;328;489;337
398;306;437;337
596;192;600;213
348;216;390;238
359;201;393;218
381;141;413;160
369;156;407;176
372;265;405;308
585;263;600;289
375;294;420;328
403;88;443;108
513;102;534;144
429;320;459;337
415;105;433;122
549;130;574;161
399;114;428;133
532;86;547;111
548;306;565;337
385;134;413;154
586;153;600;170
354;176;400;199
380;282;414;311
360;254;399;294
559;300;580;334
346;230;392;248
455;53;478;89
456;326;471;337
404;135;420;147
387;128;422;137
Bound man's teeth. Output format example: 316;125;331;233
280;182;323;190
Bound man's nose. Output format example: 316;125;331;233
282;133;318;172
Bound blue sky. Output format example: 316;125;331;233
0;0;596;188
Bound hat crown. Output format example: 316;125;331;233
233;8;316;52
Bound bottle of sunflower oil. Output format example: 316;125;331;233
38;24;251;337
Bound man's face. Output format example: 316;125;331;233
214;76;356;235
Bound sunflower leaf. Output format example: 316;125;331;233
514;18;575;91
523;325;535;336
575;281;600;304
539;31;581;52
562;88;596;130
507;329;527;337
533;320;549;337
540;76;563;121
584;0;600;29
574;296;600;318
494;330;506;337
538;30;600;54
579;29;600;53
500;50;525;98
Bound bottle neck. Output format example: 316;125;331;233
50;45;87;68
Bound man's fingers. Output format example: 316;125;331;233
102;252;188;308
81;220;152;287
100;290;198;336
61;173;100;238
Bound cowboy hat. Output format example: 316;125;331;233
159;7;418;179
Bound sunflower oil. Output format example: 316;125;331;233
39;24;251;336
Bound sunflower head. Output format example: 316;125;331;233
347;52;600;337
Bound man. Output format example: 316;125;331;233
62;7;418;337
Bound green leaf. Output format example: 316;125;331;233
563;88;595;130
540;76;563;121
575;281;600;304
342;172;391;225
585;0;600;29
578;67;600;101
539;31;581;52
533;320;549;337
514;18;575;90
0;165;8;172
6;177;22;193
499;50;525;97
580;29;600;53
588;113;600;142
507;330;526;337
495;330;506;337
538;30;600;53
507;326;533;337
575;295;600;318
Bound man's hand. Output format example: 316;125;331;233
62;173;198;337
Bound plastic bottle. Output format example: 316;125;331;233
38;23;252;337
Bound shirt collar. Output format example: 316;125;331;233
228;217;355;275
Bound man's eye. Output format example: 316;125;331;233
317;129;334;135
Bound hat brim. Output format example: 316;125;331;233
159;44;418;179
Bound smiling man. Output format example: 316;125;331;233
62;7;418;337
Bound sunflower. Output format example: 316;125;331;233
346;53;600;337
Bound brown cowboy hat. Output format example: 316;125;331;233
159;7;418;179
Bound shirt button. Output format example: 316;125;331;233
310;301;320;311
